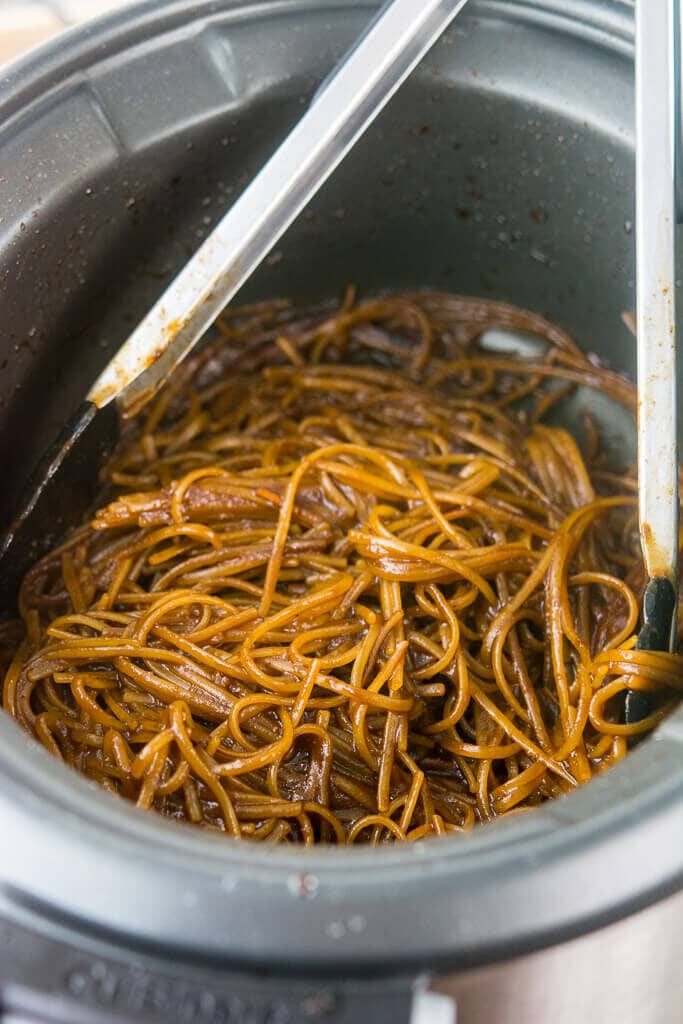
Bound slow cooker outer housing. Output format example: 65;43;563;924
0;0;682;1020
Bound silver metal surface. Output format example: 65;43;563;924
88;0;470;412
635;0;679;590
436;886;683;1024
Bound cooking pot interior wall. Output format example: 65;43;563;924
0;4;650;538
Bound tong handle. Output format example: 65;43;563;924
87;0;470;414
635;0;679;615
629;0;680;723
676;0;683;224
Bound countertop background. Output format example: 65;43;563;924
0;1;129;64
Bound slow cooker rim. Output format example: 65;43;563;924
0;0;634;132
1;0;679;975
1;709;682;973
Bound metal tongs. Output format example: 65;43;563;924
0;0;470;604
629;0;681;721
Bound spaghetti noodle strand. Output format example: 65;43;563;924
2;291;678;844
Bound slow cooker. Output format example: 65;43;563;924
0;2;682;1022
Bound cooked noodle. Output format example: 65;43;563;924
2;292;681;844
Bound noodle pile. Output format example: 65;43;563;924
3;291;682;844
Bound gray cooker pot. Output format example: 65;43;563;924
0;2;682;1022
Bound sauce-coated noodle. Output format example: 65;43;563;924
3;292;681;843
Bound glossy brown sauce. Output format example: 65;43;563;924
2;292;680;844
